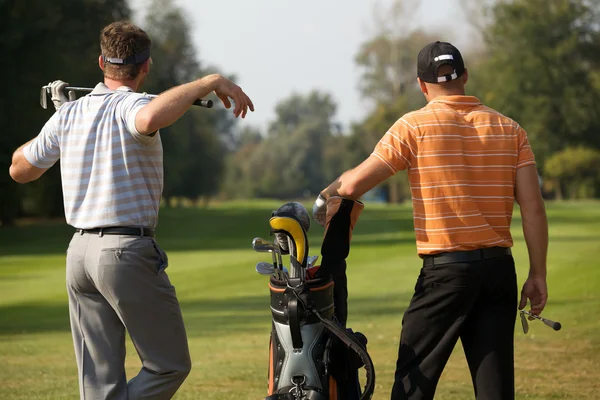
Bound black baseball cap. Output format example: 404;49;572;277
417;41;465;84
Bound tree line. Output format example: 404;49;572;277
1;0;599;225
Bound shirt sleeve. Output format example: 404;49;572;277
22;112;61;169
119;93;158;145
371;117;417;174
516;125;536;169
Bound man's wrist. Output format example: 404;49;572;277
202;74;222;92
320;188;336;201
528;268;547;279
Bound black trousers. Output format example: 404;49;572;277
391;255;517;400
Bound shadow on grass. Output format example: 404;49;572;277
0;205;417;257
0;291;413;337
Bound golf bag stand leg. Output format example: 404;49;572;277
315;196;368;400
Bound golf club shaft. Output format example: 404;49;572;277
523;311;561;331
43;86;212;108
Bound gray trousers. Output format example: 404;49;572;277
66;232;191;400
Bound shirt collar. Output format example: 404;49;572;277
429;95;481;106
90;82;136;96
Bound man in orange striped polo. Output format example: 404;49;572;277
312;41;549;399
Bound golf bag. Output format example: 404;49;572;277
263;198;375;400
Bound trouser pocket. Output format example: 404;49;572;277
151;240;169;274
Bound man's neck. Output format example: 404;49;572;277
427;89;466;102
104;77;139;92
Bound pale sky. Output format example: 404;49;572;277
131;0;473;131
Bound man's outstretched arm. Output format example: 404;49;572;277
321;156;393;200
312;156;393;226
135;74;254;135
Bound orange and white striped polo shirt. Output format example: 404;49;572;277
372;95;536;255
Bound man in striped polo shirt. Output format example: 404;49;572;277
9;21;253;399
313;41;548;399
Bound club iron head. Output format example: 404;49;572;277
256;262;288;276
252;237;276;253
307;255;319;268
256;262;277;276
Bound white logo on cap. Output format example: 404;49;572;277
434;54;454;62
437;71;459;83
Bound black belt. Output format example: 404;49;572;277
423;247;511;267
75;227;155;237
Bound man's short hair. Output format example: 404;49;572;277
100;21;151;80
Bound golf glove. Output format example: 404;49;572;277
49;80;76;110
312;194;327;227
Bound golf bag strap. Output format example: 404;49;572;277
290;289;375;400
318;316;375;400
287;297;303;349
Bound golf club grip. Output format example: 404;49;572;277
192;99;213;108
542;318;562;331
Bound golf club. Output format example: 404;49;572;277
307;255;319;268
40;85;212;109
256;261;288;276
519;310;562;333
252;237;280;278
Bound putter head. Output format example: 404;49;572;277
252;237;275;253
40;86;49;109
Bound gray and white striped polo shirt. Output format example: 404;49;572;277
23;83;163;229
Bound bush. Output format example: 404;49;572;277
544;146;600;199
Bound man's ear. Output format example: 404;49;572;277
417;77;428;95
462;68;469;85
98;55;105;71
140;58;151;74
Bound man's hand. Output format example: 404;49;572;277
213;76;254;118
49;80;76;110
519;275;548;316
312;194;327;227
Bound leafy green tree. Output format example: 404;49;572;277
474;0;600;166
223;90;344;200
544;146;600;199
140;0;234;206
0;0;130;224
351;1;440;202
221;127;264;199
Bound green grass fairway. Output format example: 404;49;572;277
1;200;599;399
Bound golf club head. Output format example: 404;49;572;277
252;237;275;253
519;311;529;334
272;202;311;233
255;262;289;277
307;255;319;268
256;262;277;276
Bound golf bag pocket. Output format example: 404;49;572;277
266;276;335;399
